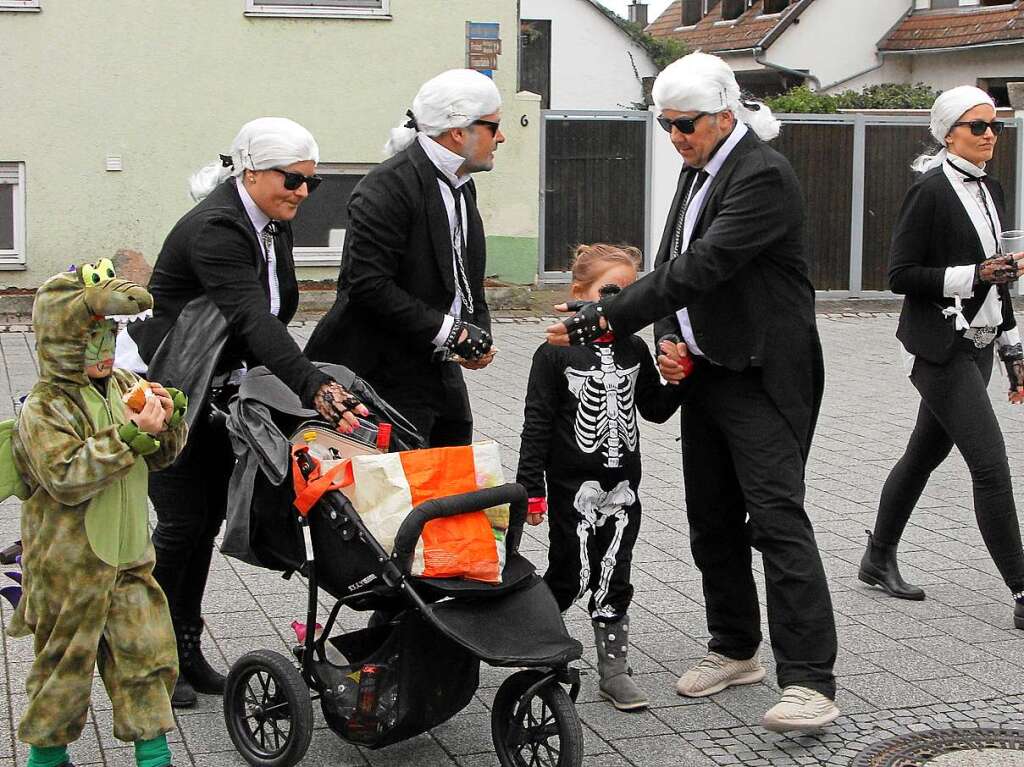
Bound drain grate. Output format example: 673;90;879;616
852;728;1024;766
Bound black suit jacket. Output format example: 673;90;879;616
605;129;824;455
305;139;491;388
129;180;329;406
889;166;1016;363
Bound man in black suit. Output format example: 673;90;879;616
546;52;839;733
305;69;502;446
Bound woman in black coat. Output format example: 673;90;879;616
117;118;368;707
858;87;1024;631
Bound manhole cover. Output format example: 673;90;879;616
852;729;1024;767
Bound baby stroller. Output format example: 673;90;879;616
218;364;585;767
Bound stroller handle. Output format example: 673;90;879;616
392;483;528;574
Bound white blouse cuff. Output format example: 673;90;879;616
998;327;1021;348
432;314;456;347
943;265;976;298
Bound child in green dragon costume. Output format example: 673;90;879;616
4;260;188;767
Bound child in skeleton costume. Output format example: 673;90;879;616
3;261;188;767
516;244;683;711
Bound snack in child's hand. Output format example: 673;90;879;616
122;380;152;413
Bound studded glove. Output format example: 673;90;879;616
999;343;1024;392
562;301;611;346
446;320;493;361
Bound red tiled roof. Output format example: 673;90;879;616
879;2;1024;52
645;0;807;53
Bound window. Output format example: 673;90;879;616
0;0;40;11
244;0;389;19
290;164;371;266
681;0;705;26
762;0;789;13
721;0;747;21
0;164;25;268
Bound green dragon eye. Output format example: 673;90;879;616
80;259;116;285
81;264;98;284
96;257;116;280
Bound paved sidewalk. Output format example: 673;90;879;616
1;313;1022;766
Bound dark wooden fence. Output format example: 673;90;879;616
540;112;650;275
538;112;1022;294
778;115;1020;292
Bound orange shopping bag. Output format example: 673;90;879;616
338;442;509;584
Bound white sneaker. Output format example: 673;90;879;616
675;650;766;698
762;686;840;733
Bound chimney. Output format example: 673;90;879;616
628;1;649;27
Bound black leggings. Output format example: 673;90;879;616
873;344;1024;593
150;410;234;624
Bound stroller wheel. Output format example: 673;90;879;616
492;670;583;767
223;649;313;767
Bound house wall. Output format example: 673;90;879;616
840;45;1024;94
520;0;657;110
767;0;907;92
0;0;541;287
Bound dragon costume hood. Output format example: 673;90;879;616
33;260;153;388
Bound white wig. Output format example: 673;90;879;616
653;52;781;142
384;69;502;158
189;117;320;202
911;86;996;173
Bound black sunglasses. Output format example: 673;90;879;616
951;119;1004;137
472;119;501;136
657;112;711;135
270;167;323;193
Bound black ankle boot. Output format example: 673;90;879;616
858;530;925;600
171;675;197;709
177;620;226;694
1014;600;1023;630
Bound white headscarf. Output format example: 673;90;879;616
911;86;996;173
653;52;781;142
189;117;320;202
384;69;502;158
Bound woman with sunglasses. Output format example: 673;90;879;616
118;117;368;708
860;86;1024;631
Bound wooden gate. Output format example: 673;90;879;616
540;111;651;278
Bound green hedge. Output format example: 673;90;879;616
767;83;941;114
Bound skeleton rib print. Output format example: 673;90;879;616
564;346;641;469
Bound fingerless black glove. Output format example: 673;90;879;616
562;301;611;346
999;342;1024;392
445;320;493;360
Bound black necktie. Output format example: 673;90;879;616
670;169;709;259
434;171;474;315
947;160;1000;254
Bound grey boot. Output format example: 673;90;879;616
593;616;648;711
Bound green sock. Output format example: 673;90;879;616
27;745;68;767
134;735;172;767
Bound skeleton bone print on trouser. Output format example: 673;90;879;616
544;476;641;620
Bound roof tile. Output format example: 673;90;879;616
879;2;1024;52
645;0;800;53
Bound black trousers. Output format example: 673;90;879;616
372;361;473;448
873;344;1024;593
150;409;234;625
682;367;837;699
544;474;641;621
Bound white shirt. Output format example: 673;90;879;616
900;153;1019;374
674;121;749;358
236;177;281;317
417;133;473;347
